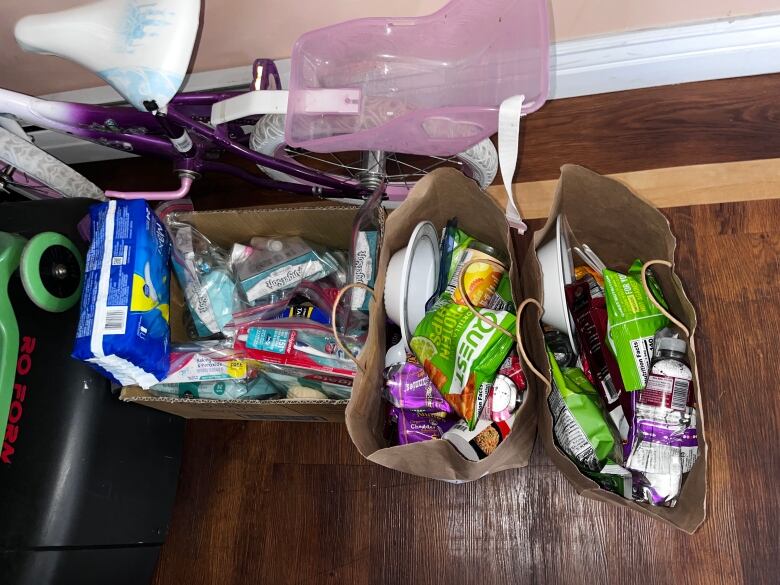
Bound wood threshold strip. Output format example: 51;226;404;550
486;158;780;219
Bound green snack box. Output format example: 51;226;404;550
412;303;515;430
603;259;669;391
547;352;621;471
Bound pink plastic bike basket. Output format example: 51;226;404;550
285;0;549;157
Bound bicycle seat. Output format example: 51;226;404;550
285;0;549;157
15;0;200;111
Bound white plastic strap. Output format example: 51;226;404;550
498;95;527;234
210;90;289;125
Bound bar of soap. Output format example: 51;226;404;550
286;386;328;400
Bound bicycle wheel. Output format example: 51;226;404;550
20;232;84;312
0;127;105;200
250;114;497;202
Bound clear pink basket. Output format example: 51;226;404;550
285;0;549;157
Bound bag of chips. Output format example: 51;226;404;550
411;302;515;430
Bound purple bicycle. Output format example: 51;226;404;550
0;0;548;206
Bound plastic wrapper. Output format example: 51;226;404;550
603;260;669;391
391;407;457;445
260;365;353;399
167;220;238;338
482;352;527;422
431;227;510;311
566;276;632;449
233;318;363;399
627;329;698;506
383;360;453;414
443;411;517;461
230;237;342;304
226;279;339;331
411;302;516;430
349;184;383;312
547;350;622;472
628;410;698;506
544;329;577;368
73;200;171;388
149;342;281;400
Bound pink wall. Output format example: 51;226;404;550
2;0;780;96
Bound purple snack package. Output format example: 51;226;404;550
384;361;453;414
392;408;457;445
627;409;699;506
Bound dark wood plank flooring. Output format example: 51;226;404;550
74;74;780;585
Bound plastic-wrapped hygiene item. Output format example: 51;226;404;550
231;237;340;303
349;183;383;311
72;200;171;389
168;221;237;337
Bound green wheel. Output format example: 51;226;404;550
20;232;84;312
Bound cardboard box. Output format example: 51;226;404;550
120;203;370;423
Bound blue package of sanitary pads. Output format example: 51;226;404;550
72;200;171;388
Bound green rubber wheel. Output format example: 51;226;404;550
20;232;84;312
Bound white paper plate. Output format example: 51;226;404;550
384;221;440;351
555;215;577;352
538;215;577;352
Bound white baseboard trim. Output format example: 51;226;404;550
550;11;780;98
25;12;780;164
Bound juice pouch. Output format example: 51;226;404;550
547;352;622;471
603;260;669;391
411;303;516;430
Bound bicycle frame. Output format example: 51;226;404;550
0;61;369;200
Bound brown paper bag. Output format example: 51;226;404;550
526;164;708;533
345;168;539;481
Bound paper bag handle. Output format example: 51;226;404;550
458;258;514;339
331;283;375;373
458;259;550;384
515;298;551;385
498;94;528;234
640;260;690;338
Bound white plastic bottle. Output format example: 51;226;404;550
628;334;698;506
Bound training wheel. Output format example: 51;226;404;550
20;232;84;312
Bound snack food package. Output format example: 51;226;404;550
566;277;632;447
432;227;508;311
628;411;699;506
384;361;453;414
547;350;622;472
392;408;456;445
603;260;669;391
231;237;340;303
411;302;516;430
73;200;171;388
443;411;517;461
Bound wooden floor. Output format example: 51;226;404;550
77;74;780;585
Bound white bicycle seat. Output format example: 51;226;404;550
15;0;200;111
